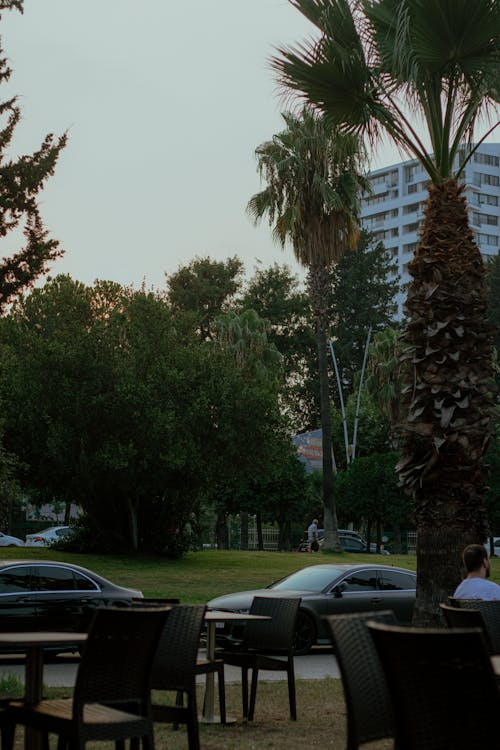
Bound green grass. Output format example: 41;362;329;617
1;545;499;602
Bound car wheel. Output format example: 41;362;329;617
294;610;316;655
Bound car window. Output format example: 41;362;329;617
0;566;32;593
272;566;346;592
34;565;98;592
56;528;72;538
340;538;365;551
378;570;416;590
341;570;378;592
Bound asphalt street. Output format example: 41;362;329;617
0;649;341;687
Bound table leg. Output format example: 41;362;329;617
24;646;44;750
201;622;216;722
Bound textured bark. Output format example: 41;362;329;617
397;179;495;624
308;265;342;552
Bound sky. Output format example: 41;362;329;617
0;1;497;293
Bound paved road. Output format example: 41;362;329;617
0;649;340;687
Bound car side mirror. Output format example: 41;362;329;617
332;582;347;597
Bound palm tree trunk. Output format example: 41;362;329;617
308;265;342;552
398;178;494;625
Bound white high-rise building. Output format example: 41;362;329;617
360;143;500;319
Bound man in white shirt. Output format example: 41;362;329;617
307;519;319;552
453;544;500;600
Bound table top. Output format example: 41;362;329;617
0;631;87;648
205;610;271;623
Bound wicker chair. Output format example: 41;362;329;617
450;599;500;653
326;610;397;750
149;604;226;750
3;606;169;750
218;596;301;721
367;621;500;750
440;603;494;652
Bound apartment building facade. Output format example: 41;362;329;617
360;143;500;319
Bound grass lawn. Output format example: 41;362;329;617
1;546;499;602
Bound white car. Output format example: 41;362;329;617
25;526;74;547
0;531;24;547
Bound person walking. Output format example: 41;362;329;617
453;544;500;600
307;518;319;552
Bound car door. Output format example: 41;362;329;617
33;564;102;632
376;569;417;622
0;564;37;631
328;568;382;615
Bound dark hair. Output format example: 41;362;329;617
462;544;488;573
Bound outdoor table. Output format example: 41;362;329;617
203;610;271;723
0;631;87;750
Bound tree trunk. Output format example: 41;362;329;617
398;179;494;625
240;512;249;551
256;512;264;551
125;497;138;551
278;517;291;551
215;511;229;550
308;265;341;552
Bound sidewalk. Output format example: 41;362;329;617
0;651;341;687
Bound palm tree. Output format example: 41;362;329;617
247;106;369;551
274;0;500;622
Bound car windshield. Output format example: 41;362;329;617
271;566;345;592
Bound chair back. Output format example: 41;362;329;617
326;610;396;748
368;621;500;750
74;606;169;717
246;596;300;654
150;604;206;692
439;603;493;651
452;599;500;653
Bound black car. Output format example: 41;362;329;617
0;560;143;634
207;563;416;654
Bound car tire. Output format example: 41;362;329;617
294;610;316;655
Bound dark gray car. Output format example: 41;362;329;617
207;563;416;654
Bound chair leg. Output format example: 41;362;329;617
287;660;297;720
217;666;227;724
186;695;200;750
248;668;259;721
241;667;249;718
1;720;15;750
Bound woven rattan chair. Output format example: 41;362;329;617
451;598;500;653
440;603;494;652
326;610;397;750
367;621;500;750
149;604;225;750
218;596;301;721
4;606;169;750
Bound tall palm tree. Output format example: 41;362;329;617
274;0;500;622
247;106;369;551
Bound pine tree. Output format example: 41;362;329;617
0;0;67;312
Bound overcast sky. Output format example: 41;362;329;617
1;1;496;293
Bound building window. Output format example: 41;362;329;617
403;222;420;234
474;172;500;187
403;243;417;254
470;192;499;208
474;152;500;167
476;233;499;247
403;202;420;215
472;212;498;227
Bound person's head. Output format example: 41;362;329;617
463;544;490;577
312;519;318;525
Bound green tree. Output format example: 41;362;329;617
365;326;405;449
276;0;499;623
166;256;243;340
0;1;66;312
247;106;369;552
329;229;399;394
486;253;500;359
238;263;316;431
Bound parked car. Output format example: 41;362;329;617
207;562;416;654
298;529;389;554
0;559;143;635
25;526;74;547
0;531;24;547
